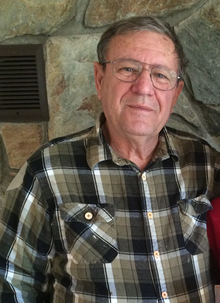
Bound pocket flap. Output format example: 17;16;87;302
59;202;115;223
177;195;212;217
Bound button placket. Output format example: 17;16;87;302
140;171;167;299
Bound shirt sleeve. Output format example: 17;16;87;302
207;197;220;284
0;161;54;303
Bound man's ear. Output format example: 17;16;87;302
172;80;184;109
94;62;104;100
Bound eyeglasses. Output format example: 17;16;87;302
103;58;180;91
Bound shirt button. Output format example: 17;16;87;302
142;173;146;181
85;212;93;220
147;212;153;219
154;251;160;258
162;292;168;299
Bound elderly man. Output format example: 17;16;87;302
0;16;220;303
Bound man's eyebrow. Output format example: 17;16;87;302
115;58;176;71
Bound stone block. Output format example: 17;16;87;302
201;0;220;31
1;124;45;169
46;34;102;140
168;88;204;136
0;0;77;40
176;13;220;107
85;0;201;27
0;140;2;184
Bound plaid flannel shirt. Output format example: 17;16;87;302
0;113;220;303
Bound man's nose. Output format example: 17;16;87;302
131;69;154;95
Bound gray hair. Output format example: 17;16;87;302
97;16;188;78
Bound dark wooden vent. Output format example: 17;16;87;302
0;44;49;122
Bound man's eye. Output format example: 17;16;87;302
120;67;133;72
152;72;170;81
119;67;138;73
154;73;167;79
123;67;133;72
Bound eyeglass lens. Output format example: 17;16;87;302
112;59;178;91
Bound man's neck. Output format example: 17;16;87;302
102;123;159;170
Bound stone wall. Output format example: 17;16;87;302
0;0;220;202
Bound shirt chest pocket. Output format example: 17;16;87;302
58;203;118;264
177;195;212;255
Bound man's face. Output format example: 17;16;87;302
94;31;184;141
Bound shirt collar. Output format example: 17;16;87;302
86;113;179;169
158;127;179;161
86;113;112;169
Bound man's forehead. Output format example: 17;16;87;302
106;31;176;59
112;31;173;47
